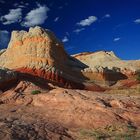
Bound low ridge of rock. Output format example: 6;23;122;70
73;51;140;85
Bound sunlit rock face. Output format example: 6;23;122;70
0;26;139;90
0;26;105;91
73;51;140;85
0;26;68;69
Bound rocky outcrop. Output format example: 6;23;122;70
0;26;68;69
0;85;140;138
73;51;140;85
0;26;139;90
0;26;105;91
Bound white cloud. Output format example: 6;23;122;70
62;36;69;43
13;1;29;8
0;30;10;48
1;30;9;34
22;5;49;27
18;5;26;8
73;28;85;33
13;2;29;8
113;37;120;42
0;8;22;25
54;17;59;22
104;14;111;18
77;16;97;26
134;19;140;24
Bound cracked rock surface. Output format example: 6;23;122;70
0;81;140;139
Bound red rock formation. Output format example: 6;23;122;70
0;26;105;91
73;51;140;85
15;67;106;91
15;67;85;89
0;26;139;90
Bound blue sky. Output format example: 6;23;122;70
0;0;140;60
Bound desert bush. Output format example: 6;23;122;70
31;90;41;95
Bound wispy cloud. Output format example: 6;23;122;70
0;30;10;48
134;19;140;24
54;17;59;22
77;16;97;26
0;8;22;25
62;36;69;43
21;4;49;27
73;28;85;33
104;14;111;18
18;5;26;8
113;37;120;42
13;2;28;8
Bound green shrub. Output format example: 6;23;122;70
31;90;41;95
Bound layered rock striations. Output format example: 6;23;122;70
73;51;140;85
0;26;139;90
0;26;105;91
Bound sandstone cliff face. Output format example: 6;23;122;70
0;26;139;90
0;26;105;91
73;51;139;74
73;51;140;85
0;26;68;69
